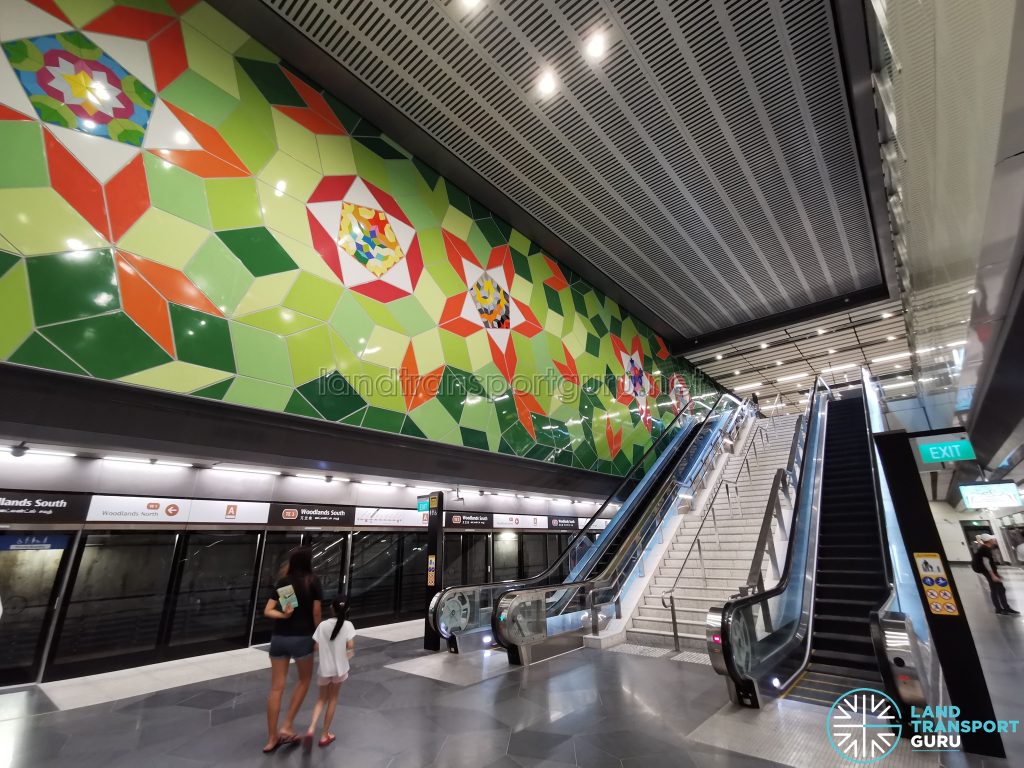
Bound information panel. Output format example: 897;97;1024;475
87;495;191;523
268;503;353;526
354;507;428;527
0;491;90;525
913;551;960;616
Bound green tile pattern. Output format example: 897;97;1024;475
0;1;719;475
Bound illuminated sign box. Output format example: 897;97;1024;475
960;482;1023;509
917;438;976;463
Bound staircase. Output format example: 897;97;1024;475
626;413;801;651
784;396;888;706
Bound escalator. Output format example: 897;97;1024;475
429;392;749;660
711;377;896;708
785;397;888;704
712;373;935;715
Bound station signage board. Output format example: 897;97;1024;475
446;512;492;528
917;436;976;464
190;499;269;524
354;507;428;527
580;518;610;531
548;516;579;530
87;495;191;523
268;503;353;526
0;491;89;525
493;513;547;529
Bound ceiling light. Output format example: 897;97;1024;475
887;335;896;341
154;460;192;467
777;372;809;382
735;382;762;391
460;0;481;9
884;380;916;389
715;354;723;360
828;349;836;354
2;446;75;457
873;351;911;363
946;340;966;347
760;343;768;349
817;328;826;335
959;319;967;324
360;479;389;486
821;363;854;375
776;360;782;366
212;465;281;476
536;69;557;96
881;312;892;319
584;30;606;60
915;347;936;354
734;370;740;376
967;288;978;295
103;456;150;464
390;483;407;488
893;364;900;369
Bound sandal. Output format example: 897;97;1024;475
279;733;301;747
262;738;282;754
319;734;336;748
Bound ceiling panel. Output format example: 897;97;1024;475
257;0;885;339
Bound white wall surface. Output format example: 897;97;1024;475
929;500;1010;562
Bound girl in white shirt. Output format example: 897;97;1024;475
304;600;355;750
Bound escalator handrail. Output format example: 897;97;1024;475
490;397;747;646
717;377;832;688
860;369;895;591
428;391;732;634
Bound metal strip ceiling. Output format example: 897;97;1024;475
262;0;883;338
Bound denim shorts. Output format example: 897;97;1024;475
269;634;314;660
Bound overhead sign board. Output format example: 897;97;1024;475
87;495;191;523
493;513;547;529
446;512;492;528
268;503;353;526
960;483;1023;510
354;507;428;527
0;491;89;525
917;437;976;464
190;499;269;524
548;516;579;530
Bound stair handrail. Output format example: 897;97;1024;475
656;422;769;650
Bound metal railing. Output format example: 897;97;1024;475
658;423;770;651
488;397;752;664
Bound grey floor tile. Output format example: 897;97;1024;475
507;729;575;764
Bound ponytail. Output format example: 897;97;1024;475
329;600;349;641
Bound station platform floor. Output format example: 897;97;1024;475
0;591;1018;768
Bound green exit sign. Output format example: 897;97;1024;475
918;439;976;463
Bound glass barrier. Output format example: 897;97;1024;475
717;378;832;702
430;393;740;645
490;396;746;657
862;371;929;647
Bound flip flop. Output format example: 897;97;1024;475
319;734;336;748
279;733;301;747
262;738;282;754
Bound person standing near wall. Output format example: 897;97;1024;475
972;534;1020;616
262;547;323;753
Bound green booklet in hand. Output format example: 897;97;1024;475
276;584;298;611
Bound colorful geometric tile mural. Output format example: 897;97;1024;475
0;0;719;476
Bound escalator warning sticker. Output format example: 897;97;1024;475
913;552;959;616
427;554;436;587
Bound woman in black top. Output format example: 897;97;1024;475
262;547;323;753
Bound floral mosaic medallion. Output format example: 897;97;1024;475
307;175;423;301
3;32;154;145
338;202;405;277
667;373;692;415
612;334;661;431
471;271;511;329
